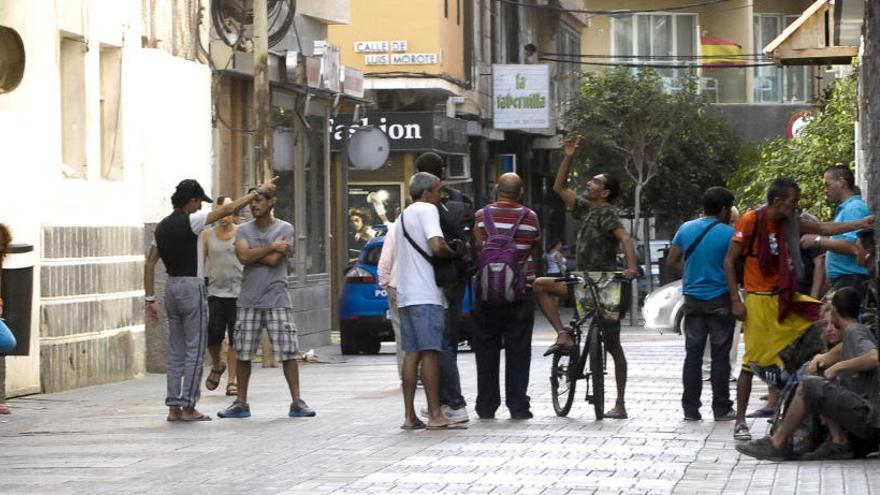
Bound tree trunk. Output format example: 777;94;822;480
643;213;653;292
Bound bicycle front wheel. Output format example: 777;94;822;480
550;346;578;417
588;322;605;420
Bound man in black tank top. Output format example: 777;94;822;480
145;177;276;422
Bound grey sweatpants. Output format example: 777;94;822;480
164;277;208;408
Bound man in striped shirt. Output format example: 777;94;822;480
472;173;542;419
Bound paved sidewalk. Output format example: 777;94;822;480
1;315;877;494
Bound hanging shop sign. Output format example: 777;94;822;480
342;66;365;98
492;64;551;130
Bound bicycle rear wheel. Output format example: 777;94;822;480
550;345;578;417
588;322;605;420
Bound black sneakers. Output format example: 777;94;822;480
714;409;736;421
684;411;702;421
802;441;854;461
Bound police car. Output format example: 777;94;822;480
338;231;474;355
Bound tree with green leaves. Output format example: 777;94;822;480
643;106;739;233
567;68;685;255
565;67;738;292
728;70;858;219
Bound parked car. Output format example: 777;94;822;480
641;279;685;335
338;233;474;355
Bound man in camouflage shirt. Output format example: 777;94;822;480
534;135;639;419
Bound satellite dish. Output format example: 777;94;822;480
0;26;25;94
347;126;390;171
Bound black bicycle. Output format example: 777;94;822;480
550;271;625;419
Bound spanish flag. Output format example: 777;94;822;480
700;35;745;71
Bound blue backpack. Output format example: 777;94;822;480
476;207;530;304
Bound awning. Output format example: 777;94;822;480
763;0;859;66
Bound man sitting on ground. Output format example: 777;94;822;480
737;286;880;461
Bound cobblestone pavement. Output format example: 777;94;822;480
1;314;877;494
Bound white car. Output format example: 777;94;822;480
642;279;685;334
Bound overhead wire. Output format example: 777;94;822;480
540;52;769;60
539;56;776;69
493;0;732;16
364;71;471;88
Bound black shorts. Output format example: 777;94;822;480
207;296;237;348
800;375;880;441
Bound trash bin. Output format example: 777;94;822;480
1;243;34;356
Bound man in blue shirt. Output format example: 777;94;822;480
807;165;870;300
666;187;737;421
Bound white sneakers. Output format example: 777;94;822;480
420;404;470;424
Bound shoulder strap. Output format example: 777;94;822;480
510;207;531;235
483;208;498;236
684;220;722;260
400;211;434;264
484;207;530;239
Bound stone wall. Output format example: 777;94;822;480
39;226;145;393
143;222;168;373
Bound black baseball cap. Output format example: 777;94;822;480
175;179;212;203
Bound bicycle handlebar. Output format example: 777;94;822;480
553;272;627;285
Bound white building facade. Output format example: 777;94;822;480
0;0;213;396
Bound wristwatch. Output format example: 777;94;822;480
813;235;822;248
145;296;156;304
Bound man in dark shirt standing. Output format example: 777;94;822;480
534;136;639;419
145;177;275;422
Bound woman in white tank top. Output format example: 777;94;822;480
202;197;243;396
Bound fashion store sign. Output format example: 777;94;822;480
492;64;551;130
329;112;432;150
329;112;468;154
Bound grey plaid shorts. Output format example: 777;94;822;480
234;307;300;362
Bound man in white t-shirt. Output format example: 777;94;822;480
395;172;466;430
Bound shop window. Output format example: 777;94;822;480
612;13;698;92
305;116;327;275
446;155;470;180
271;91;297;239
100;45;124;181
60;35;88;178
271;89;330;282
